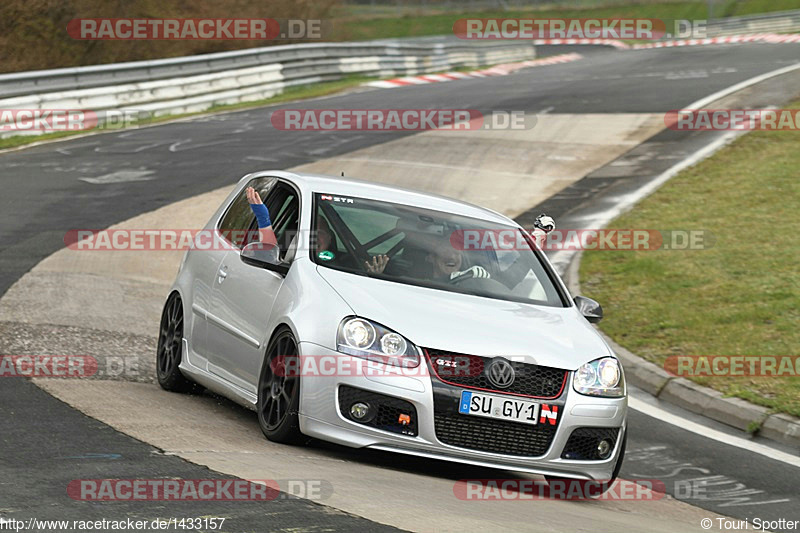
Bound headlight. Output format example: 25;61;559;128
573;357;625;397
379;333;407;356
597;358;620;388
342;318;375;349
575;363;597;388
337;317;419;367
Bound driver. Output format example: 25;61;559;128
429;245;490;282
426;213;557;284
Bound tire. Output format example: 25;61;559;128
156;292;199;393
257;326;305;445
545;428;627;497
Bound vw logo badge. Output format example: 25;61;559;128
486;358;515;389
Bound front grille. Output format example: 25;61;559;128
561;428;619;460
434;411;558;457
338;385;418;437
432;388;561;457
425;349;567;399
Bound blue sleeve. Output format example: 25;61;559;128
249;203;271;229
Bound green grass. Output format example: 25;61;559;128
331;0;800;42
580;101;800;417
333;2;707;41
726;0;800;16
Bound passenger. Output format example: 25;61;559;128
246;186;278;249
248;186;331;256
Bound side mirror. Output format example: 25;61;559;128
574;295;603;324
240;242;289;276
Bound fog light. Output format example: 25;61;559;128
597;439;612;459
350;402;370;420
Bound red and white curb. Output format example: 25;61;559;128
532;33;800;50
532;38;630;49
633;33;800;48
363;33;798;90
365;52;582;89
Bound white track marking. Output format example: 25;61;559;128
79;169;155;184
688;62;800;109
629;397;800;468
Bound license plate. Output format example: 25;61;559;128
458;390;540;425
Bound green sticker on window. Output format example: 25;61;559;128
318;250;335;261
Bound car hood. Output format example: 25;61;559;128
316;267;612;370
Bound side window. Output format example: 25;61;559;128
218;177;277;248
265;185;300;261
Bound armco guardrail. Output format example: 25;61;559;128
0;40;535;137
705;9;800;37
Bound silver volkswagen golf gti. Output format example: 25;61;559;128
157;170;627;484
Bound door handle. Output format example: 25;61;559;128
217;266;228;284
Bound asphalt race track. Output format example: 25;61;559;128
1;43;799;532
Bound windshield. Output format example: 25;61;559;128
310;193;567;307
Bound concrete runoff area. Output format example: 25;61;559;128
292;114;663;217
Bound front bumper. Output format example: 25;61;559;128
297;342;627;480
